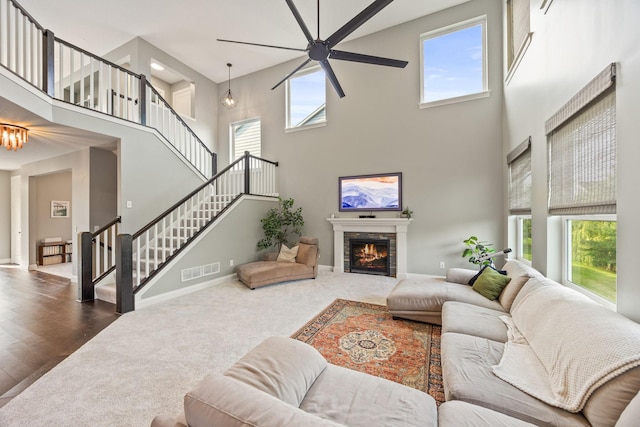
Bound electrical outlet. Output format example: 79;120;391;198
126;200;133;208
440;261;445;269
230;259;234;267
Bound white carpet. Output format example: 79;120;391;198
0;271;398;426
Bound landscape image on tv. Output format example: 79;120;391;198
339;173;402;211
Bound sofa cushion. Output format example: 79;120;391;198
224;336;327;407
472;267;511;300
300;364;437;427
441;301;508;343
583;366;640;427
185;373;343;427
445;268;477;285
441;332;590;426
236;261;314;289
498;259;542;311
277;244;299;262
439;401;538;426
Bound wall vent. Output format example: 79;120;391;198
181;266;203;282
203;262;220;276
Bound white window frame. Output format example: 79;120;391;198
419;15;489;109
229;117;261;163
561;214;616;310
515;215;532;264
285;66;326;132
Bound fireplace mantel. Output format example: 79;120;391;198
327;217;412;278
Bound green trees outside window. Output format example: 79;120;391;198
569;219;617;303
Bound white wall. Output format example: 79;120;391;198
0;171;10;261
502;0;640;322
217;0;504;274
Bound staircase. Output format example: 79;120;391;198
82;153;279;312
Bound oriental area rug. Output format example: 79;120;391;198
291;298;444;405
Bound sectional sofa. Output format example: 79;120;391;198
153;259;640;426
388;259;640;426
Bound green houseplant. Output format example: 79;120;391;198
257;198;304;250
462;235;495;267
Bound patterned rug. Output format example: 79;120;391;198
291;298;444;405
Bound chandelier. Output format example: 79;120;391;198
220;63;238;109
1;124;28;151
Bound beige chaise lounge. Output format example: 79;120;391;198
235;236;319;289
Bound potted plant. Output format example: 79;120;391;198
401;206;413;219
461;235;495;267
257;197;304;250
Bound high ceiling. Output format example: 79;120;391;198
18;0;469;83
1;0;469;171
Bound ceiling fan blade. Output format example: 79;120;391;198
330;49;408;68
271;58;313;90
285;0;315;43
325;0;395;48
320;60;345;98
217;39;306;52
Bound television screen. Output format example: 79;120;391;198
339;172;402;212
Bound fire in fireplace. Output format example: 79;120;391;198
350;239;390;276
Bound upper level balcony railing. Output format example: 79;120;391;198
0;0;216;177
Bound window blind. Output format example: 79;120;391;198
508;0;530;68
231;118;261;161
508;137;532;214
547;88;616;215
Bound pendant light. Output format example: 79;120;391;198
220;63;238;109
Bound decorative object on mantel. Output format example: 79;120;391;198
217;0;408;98
1;123;28;151
401;206;413;219
257;197;304;250
220;63;238;109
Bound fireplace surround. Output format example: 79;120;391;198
327;217;412;278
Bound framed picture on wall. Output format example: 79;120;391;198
51;200;70;218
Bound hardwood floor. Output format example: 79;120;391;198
0;265;117;407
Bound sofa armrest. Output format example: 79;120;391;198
150;414;187;427
445;268;477;285
185;373;344;427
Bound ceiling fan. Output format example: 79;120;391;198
217;0;408;98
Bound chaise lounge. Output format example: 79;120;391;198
235;236;319;289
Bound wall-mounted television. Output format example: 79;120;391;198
339;172;402;212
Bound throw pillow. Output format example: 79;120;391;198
472;267;512;300
468;265;507;285
277;244;299;263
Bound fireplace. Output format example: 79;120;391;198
350;239;391;276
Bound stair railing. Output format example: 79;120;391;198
0;0;216;178
79;216;121;302
116;152;278;313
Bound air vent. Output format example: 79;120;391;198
203;262;220;276
181;266;203;282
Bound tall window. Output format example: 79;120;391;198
286;67;326;130
506;0;531;75
230;118;261;162
420;15;488;107
508;137;532;262
546;64;617;305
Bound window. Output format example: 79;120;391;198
420;15;488;108
517;216;532;262
508;137;532;262
286;67;326;130
506;0;531;76
563;216;616;305
546;64;617;305
230;118;261;162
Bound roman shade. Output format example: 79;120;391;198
507;0;531;69
507;137;532;215
546;64;616;215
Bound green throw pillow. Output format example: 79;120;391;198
472;266;512;300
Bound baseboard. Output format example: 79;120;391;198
0;258;10;264
135;273;237;310
404;272;444;279
318;264;334;272
28;264;38;271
